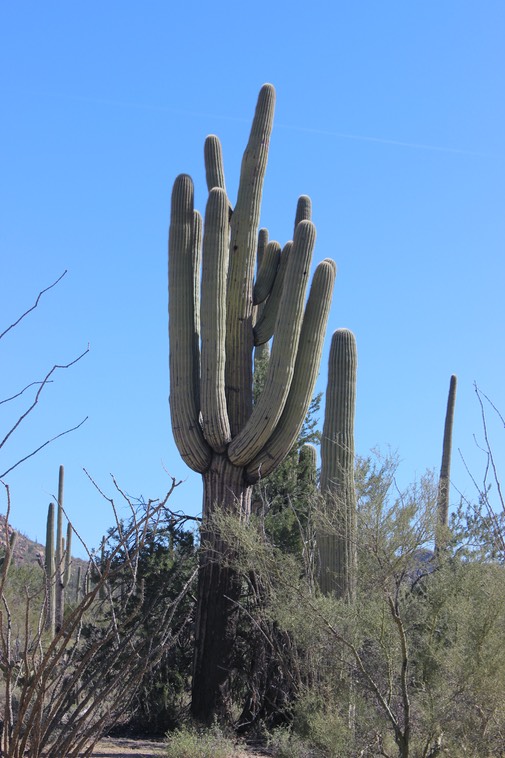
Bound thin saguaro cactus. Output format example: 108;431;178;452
436;374;457;549
318;328;358;600
44;502;56;637
168;84;336;720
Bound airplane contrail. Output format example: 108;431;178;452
7;88;495;158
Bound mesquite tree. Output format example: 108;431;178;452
168;84;336;720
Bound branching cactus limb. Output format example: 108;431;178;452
436;374;457;550
246;259;336;482
168;84;336;721
318;328;358;600
169;175;212;473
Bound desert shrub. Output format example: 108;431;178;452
165;723;237;758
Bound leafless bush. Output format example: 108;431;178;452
0;475;196;757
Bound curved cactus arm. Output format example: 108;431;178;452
437;374;457;533
246;258;336;482
253;241;292;346
229;220;316;466
200;188;231;452
294;194;312;231
253;228;271;369
226;84;276;434
204;135;227;193
253;241;281;305
169;174;212;473
192;210;202;410
256;228;269;270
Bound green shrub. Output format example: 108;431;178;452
267;726;321;758
165;724;237;758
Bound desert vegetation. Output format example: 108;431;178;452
1;84;503;757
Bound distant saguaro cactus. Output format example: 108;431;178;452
45;502;56;637
318;329;358;600
168;84;336;720
45;465;73;635
436;374;457;550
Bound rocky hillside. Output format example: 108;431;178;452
0;513;46;566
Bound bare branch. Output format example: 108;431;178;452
0;416;88;478
0;271;67;341
0;380;55;407
0;345;89;454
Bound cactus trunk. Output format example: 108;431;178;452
192;456;251;719
168;85;336;721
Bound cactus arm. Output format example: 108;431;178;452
253;241;281;305
229;220;316;466
169;174;212;473
253;241;292;346
256;228;269;270
246;258;336;482
0;531;17;585
192;210;202;410
200;188;231;452
294;194;312;230
225;84;276;434
204;135;227;193
64;522;72;588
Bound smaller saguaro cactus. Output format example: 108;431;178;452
318;328;358;600
436;375;457;549
45;502;56;637
45;466;73;635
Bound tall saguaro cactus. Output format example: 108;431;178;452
436;374;457;550
318;328;358;600
169;84;336;721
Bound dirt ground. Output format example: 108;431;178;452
91;736;270;757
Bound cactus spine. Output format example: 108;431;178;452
168;84;336;720
318;329;358;600
436;375;457;549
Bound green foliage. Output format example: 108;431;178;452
267;726;319;758
102;507;198;736
164;723;237;758
211;451;505;757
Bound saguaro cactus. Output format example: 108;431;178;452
169;84;336;720
318;328;358;600
436;374;457;549
45;502;56;637
45;466;73;635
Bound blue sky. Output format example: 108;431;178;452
1;2;504;555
